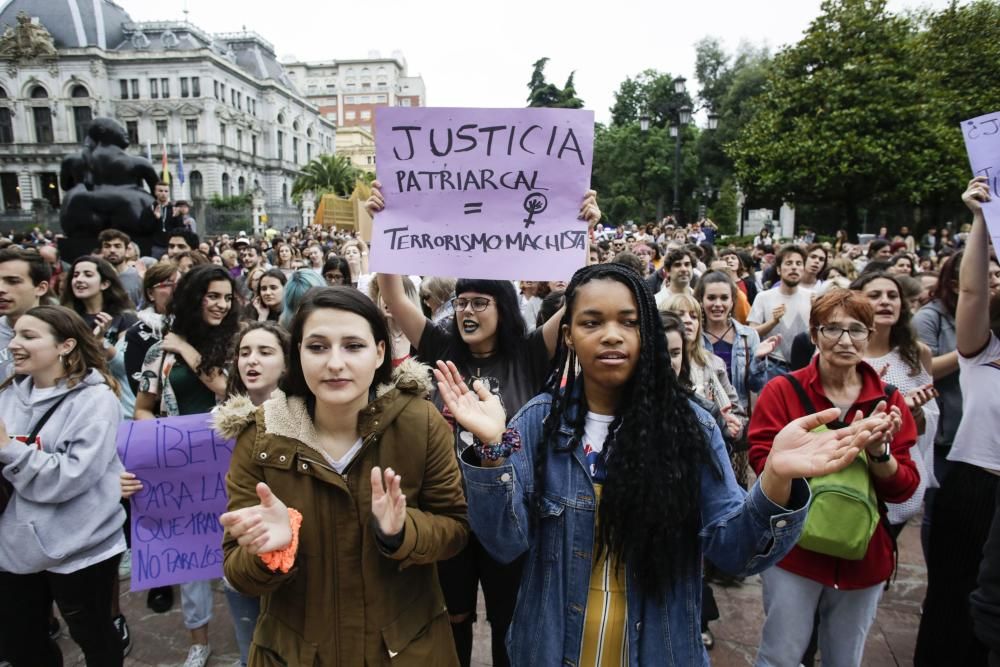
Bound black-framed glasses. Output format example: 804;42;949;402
451;297;493;313
817;325;871;342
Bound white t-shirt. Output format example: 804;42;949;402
581;412;615;481
321;437;364;474
748;287;813;364
948;333;1000;473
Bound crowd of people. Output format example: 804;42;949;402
0;176;996;667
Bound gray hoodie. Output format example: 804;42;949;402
0;369;126;574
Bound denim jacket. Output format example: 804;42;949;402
460;393;810;666
702;318;775;410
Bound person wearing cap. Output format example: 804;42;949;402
172;200;196;234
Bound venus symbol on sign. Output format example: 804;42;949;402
522;192;548;229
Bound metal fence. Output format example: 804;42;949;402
266;205;301;232
0;205;62;236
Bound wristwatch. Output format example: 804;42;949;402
871;440;892;463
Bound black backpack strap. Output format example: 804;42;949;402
782;374;818;415
28;394;70;444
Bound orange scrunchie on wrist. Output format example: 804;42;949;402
259;508;302;574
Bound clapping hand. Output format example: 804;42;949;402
765;407;891;482
771;304;786;323
92;312;112;339
433;360;507;446
219;483;292;555
904;383;938;411
721;404;742;439
371;467;406;538
754;335;782;360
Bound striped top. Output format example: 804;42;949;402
579;413;629;666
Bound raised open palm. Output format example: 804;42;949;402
768;407;891;480
219;482;292;555
371;466;406;538
433;360;507;444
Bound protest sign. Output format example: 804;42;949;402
961;111;1000;247
116;413;234;591
371;107;594;281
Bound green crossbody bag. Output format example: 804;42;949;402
783;375;891;561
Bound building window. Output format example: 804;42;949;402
360;110;371;120
39;173;59;209
251;134;258;156
30;86;47;99
221;173;230;198
33;107;53;143
156;120;167;142
282;182;288;204
220;122;226;146
150;79;158;99
73;106;93;143
345;111;356;120
220;84;226;102
236;129;242;152
292;137;299;163
277;130;284;160
130;79;139;99
185;119;198;144
120;79;129;100
190;170;203;199
160;78;169;98
1;173;21;210
191;77;200;97
0;108;12;144
231;90;236;106
401;99;411;107
126;120;139;145
237;92;241;110
238;176;245;195
307;142;311;162
213;80;219;99
71;85;89;98
180;77;189;97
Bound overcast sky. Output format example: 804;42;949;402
121;0;954;124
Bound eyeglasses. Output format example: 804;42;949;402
153;281;176;290
451;297;493;312
817;325;871;342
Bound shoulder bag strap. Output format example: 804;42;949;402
28;393;71;444
782;373;818;415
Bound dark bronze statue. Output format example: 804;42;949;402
59;117;161;260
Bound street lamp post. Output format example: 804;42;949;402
640;76;712;225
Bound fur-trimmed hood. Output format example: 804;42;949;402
212;358;434;442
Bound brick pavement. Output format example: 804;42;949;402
58;517;926;666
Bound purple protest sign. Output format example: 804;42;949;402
372;107;594;281
116;414;234;591
961;112;1000;248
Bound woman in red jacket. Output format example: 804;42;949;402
749;288;919;667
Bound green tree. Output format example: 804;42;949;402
291;154;361;203
727;0;946;234
526;58;584;108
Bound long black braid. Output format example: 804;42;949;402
535;263;710;591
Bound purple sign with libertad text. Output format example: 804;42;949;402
961;111;1000;248
116;413;234;591
372;107;594;281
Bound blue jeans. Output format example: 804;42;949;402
756;566;883;667
223;580;260;666
180;579;214;630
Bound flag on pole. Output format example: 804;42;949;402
177;140;185;186
161;141;170;185
146;141;152;163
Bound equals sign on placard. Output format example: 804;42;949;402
464;202;483;215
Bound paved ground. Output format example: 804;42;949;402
58;517;927;666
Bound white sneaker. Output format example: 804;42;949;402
182;643;211;667
118;549;131;580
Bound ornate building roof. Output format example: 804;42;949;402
0;0;130;50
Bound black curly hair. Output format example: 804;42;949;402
537;263;712;591
166;264;241;375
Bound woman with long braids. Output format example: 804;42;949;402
434;263;890;666
368;183;600;667
132;264;241;667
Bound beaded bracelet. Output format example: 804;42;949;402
473;428;522;462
